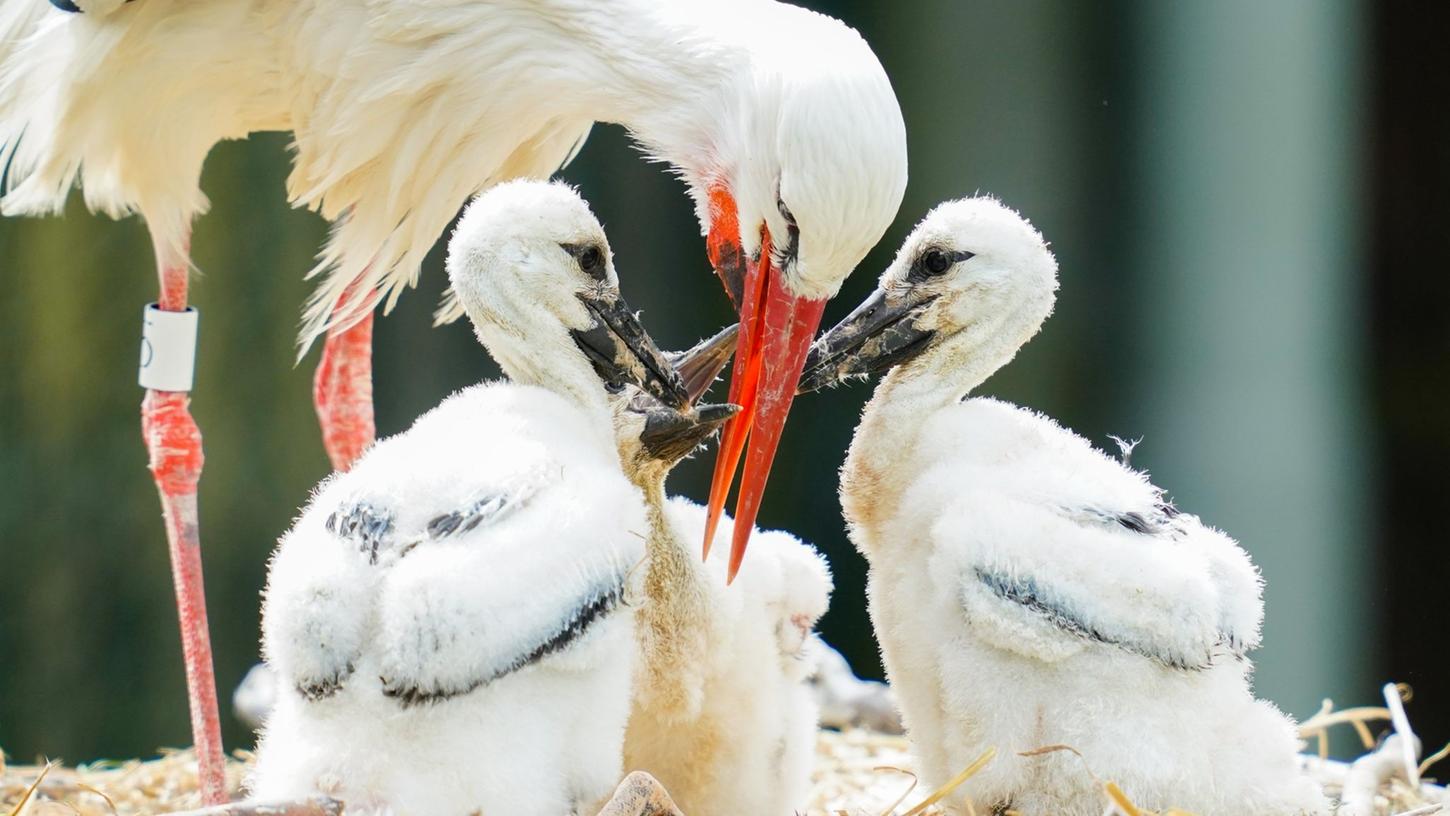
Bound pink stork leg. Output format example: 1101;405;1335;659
312;295;376;472
140;231;228;805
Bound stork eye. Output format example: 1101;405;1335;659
576;245;604;277
923;249;952;275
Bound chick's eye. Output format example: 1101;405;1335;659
577;245;604;276
923;249;952;275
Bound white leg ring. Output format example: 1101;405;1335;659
139;303;200;392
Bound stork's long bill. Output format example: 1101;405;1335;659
703;200;828;584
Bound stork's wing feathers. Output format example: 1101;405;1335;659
928;399;1263;668
943;492;1255;671
380;573;627;706
429;118;594;327
424;478;542;540
373;458;645;707
261;490;379;703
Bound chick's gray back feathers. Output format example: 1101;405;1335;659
262;382;647;709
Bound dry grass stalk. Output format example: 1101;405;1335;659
898;747;996;816
154;799;341;816
6;761;53;816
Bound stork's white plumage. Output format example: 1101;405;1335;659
612;368;833;813
2;0;904;328
0;0;906;546
626;499;831;815
0;8;903;780
252;181;688;814
797;198;1329;816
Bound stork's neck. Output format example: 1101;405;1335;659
841;341;1006;548
484;330;617;446
541;1;744;181
629;473;712;718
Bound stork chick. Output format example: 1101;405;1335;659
252;181;688;815
609;326;834;816
797;197;1329;816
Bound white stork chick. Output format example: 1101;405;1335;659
796;197;1329;816
252;180;690;815
608;327;833;816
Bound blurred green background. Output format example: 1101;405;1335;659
2;0;1447;764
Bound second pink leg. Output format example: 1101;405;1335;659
313;310;376;472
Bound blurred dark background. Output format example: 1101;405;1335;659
2;0;1446;765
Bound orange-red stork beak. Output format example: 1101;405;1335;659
702;206;827;583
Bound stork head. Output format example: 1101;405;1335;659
612;325;741;486
702;6;908;581
799;196;1059;395
447;180;688;413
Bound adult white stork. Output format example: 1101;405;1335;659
796;198;1328;815
0;0;905;799
254;181;690;814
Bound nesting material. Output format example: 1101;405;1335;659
4;714;1446;816
0;749;250;816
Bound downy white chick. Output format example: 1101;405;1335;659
609;326;834;816
797;197;1328;816
252;180;690;815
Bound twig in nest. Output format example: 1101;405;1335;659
153;797;342;816
873;766;918;816
1299;701;1394;757
71;783;117;816
1420;742;1450;778
1101;782;1200;816
8;761;55;816
1103;781;1144;816
900;746;997;816
1386;682;1423;788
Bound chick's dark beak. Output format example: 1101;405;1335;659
571;293;689;410
640;403;740;465
667;323;740;405
797;288;939;394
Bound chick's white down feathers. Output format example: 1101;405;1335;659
621;495;832;816
825;197;1328;816
0;0;906;339
253;182;654;815
256;384;644;815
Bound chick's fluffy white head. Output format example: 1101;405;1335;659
888;197;1059;377
446;180;615;384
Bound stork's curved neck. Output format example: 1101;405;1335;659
629;472;711;718
481;326;617;446
536;1;745;179
841;338;1007;545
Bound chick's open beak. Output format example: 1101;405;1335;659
667;323;740;405
572;292;690;410
640;402;740;465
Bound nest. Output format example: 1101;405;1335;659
3;693;1445;816
0;749;250;816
